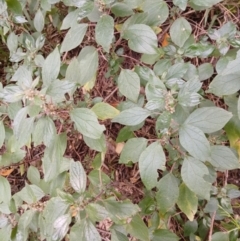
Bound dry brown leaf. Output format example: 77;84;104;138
115;142;125;155
0;168;14;176
162;33;170;47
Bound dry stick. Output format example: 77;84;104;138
218;3;239;23
62;51;68;62
0;156;43;170
157;24;170;42
96;228;110;235
103;87;118;102
224;170;229;187
120;54;148;67
208;211;216;241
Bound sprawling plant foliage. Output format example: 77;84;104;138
0;0;240;240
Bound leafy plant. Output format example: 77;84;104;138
0;0;240;240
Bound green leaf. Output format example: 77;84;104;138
32;116;57;147
7;101;21;120
70;218;101;241
18;184;45;204
18;209;36;231
123;24;158;54
212;232;229;241
0;213;8;228
11;65;32;88
95;15;114;52
77;46;99;86
3;86;24;103
146;83;165;100
142;0;169;26
0;177;11;204
224;117;240;156
41;197;69;238
42;47;60;87
181;156;211;200
116;126;134;143
27;166;40;186
177;183;198;221
42;134;67;182
46;82;66;100
6;0;22;15
28;104;41;117
61;2;93;29
209;54;240;95
121;13;148;33
209;146;239;170
166;63;188;79
0;121;5;148
238;96;240;120
111;229;129;241
216;57;231;75
141;52;163;65
183;220;198;236
170;17;192;47
0;225;11;241
66;57;80;83
198;63;214;81
70;159;87;194
156;174;179;214
61;9;80;30
204;197;218;213
46;79;75;103
112;107;151;126
13;107;35;147
119;138;148;164
173;0;188;10
152;229;179;241
111;3;134;17
46;171;68;196
83;134;107;152
88;170;111;187
70;108;105;139
48;0;60;3
102;199;140;222
57;189;75;204
60;23;88;53
189;0;223;9
92;102;119;120
208;74;240;96
139;142;166;190
118;69;140;103
126;214;149;241
17;210;37;240
155;111;171;133
179;124;211;161
184;107;232;133
86;203;110;222
1;148;26;168
7;32;18;53
34;9;44;32
87;3;101;22
220;52;240;76
52;214;71;241
154;59;172;76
